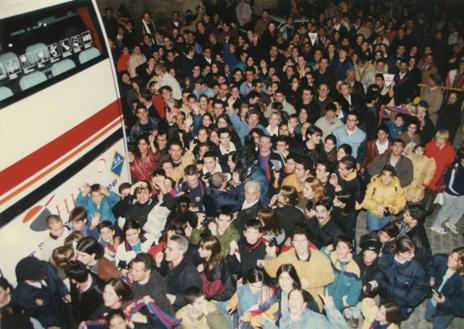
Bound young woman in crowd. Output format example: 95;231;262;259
226;267;278;329
197;235;236;301
425;247;464;328
115;220;154;269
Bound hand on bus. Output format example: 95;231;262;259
80;183;91;196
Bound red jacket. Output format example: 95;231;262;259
152;94;178;120
362;139;391;169
129;150;161;182
425;141;456;191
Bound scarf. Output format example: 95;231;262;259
85;297;180;328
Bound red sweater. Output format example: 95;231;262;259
425;141;455;191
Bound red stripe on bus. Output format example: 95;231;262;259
0;100;122;204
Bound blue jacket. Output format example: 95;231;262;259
228;112;267;146
426;254;464;317
12;263;69;328
375;253;428;317
322;249;362;310
76;191;120;224
444;160;464;196
332;126;366;160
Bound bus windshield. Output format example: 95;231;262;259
0;0;107;107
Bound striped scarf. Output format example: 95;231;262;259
84;297;180;328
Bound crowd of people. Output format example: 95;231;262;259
2;0;464;328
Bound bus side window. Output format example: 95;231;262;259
51;59;76;77
78;47;100;65
19;71;47;91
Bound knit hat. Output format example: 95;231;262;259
361;240;381;254
15;256;48;282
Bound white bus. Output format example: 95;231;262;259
0;0;130;281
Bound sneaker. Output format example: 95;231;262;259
444;223;459;234
430;226;447;235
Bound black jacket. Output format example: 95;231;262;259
405;224;432;267
227;238;267;278
234;201;262;232
202;259;236;301
132;270;174;318
275;205;305;237
306;217;344;249
69;273;105;322
354;253;380;298
165;257;202;311
375;253;428;318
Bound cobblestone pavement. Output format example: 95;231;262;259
355;210;464;329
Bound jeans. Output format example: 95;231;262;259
366;212;391;232
424;299;454;329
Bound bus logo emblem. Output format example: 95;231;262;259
81;31;93;49
48;43;61;63
111;152;124;177
59;39;72;57
71;35;83;53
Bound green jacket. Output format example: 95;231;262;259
191;226;241;255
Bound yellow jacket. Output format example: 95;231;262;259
171;150;195;184
404;154;436;202
361;298;399;329
264;249;335;311
176;302;232;329
359;175;406;217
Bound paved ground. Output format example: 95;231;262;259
355;209;464;328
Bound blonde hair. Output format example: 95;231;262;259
435;129;449;140
305;177;328;203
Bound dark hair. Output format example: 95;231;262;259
395;237;415;254
383;303;402;324
381;164;397;177
338;144;352;156
198;236;223;272
257;208;282;236
245;266;265;284
184;164;198;176
0;277;12;292
64;260;89;283
184;286;203;304
244;218;262;232
69;207;87;223
335;236;353;250
391;138;405;147
276;264;301;289
294;156;313;172
118;182;131;194
76;237;104;260
406;203;426;223
122;220;142;240
106;278;132;302
325;134;337;145
340;155;356;171
97;220;115;233
306;125;323;138
379;221;400;239
130;253;153;271
291;224;309;240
